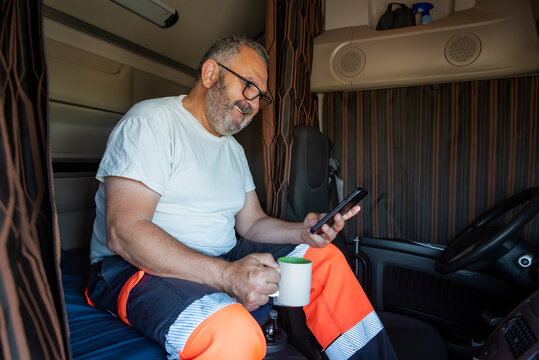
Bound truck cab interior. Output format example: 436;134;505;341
1;0;539;359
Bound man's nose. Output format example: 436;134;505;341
245;96;260;111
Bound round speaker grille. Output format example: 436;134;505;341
445;33;481;66
333;46;366;78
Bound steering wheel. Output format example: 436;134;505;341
435;187;539;275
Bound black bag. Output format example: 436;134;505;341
376;3;416;30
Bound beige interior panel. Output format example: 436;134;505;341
312;0;539;92
57;209;96;250
54;177;99;250
50;101;121;160
46;38;124;75
54;177;99;212
325;0;478;31
365;0;477;29
43;17;196;89
47;54;133;113
132;69;192;104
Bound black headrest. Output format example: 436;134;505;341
284;126;330;222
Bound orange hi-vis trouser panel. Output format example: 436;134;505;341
178;303;266;360
303;244;375;349
117;270;145;326
106;269;267;360
175;243;375;359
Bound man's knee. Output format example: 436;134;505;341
306;243;348;267
179;303;266;359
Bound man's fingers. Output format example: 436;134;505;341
342;205;361;220
243;295;270;312
249;253;279;268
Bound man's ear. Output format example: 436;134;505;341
200;59;219;88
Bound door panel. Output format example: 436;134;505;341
356;237;515;343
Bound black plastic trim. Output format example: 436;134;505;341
53;160;99;174
359;237;444;259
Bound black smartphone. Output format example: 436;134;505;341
310;187;368;234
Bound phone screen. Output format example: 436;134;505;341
310;187;368;234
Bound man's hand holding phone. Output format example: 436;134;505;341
301;187;367;247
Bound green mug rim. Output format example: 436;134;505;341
277;257;311;264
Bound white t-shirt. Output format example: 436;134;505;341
90;95;255;263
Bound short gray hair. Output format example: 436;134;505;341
198;35;269;78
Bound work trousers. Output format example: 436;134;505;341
86;239;396;359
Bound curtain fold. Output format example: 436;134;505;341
263;0;324;218
325;76;539;247
0;1;69;358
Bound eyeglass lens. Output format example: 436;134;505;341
243;84;271;109
217;63;272;109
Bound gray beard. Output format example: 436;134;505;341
205;80;253;136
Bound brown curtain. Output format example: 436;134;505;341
325;76;539;247
0;1;69;358
263;0;324;218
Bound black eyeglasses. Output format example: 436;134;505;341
217;63;273;109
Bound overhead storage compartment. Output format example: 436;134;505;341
311;0;539;92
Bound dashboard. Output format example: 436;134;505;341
480;289;539;360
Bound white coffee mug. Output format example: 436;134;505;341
270;257;312;307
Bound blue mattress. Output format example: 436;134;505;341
61;248;271;359
62;248;167;359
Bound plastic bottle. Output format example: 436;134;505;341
264;309;282;343
413;2;434;25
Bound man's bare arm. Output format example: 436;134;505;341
235;191;360;248
105;176;278;311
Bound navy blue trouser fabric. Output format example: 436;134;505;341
86;239;297;347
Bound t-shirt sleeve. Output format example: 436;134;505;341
96;114;172;195
237;144;256;193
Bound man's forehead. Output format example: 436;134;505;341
231;46;268;87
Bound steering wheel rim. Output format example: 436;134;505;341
435;187;539;275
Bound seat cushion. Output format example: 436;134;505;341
62;248;167;359
61;248;272;359
379;311;448;360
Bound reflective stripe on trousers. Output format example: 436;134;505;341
303;244;395;359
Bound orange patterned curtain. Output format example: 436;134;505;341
263;0;324;218
0;1;69;358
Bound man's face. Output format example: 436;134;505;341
205;46;268;136
205;75;253;136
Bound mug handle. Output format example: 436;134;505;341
269;268;280;297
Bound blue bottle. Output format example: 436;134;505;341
413;2;434;25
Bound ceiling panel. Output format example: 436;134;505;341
43;0;266;71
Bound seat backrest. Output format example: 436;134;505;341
284;126;330;222
285;126;353;268
281;126;356;359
